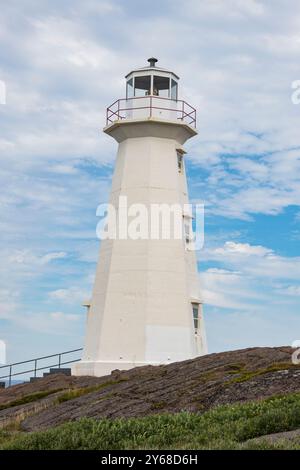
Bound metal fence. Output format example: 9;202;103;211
0;348;83;387
106;95;196;127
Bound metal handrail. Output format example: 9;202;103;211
0;348;83;387
106;96;196;128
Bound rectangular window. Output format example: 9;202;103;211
153;75;170;98
126;78;134;99
185;222;190;244
171;79;178;100
192;303;199;332
177;152;183;173
134;75;151;97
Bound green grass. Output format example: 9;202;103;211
56;379;128;404
2;392;300;450
0;429;15;448
150;401;167;410
0;389;62;412
227;362;297;384
224;363;247;374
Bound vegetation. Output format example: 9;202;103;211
55;382;118;404
0;389;62;412
55;378;128;405
226;362;296;384
1;392;300;450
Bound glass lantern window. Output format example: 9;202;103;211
153;75;170;98
126;78;134;98
171;79;178;100
134;75;151;97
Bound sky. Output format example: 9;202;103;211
0;0;300;364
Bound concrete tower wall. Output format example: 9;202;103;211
73;119;207;377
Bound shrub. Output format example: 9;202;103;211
2;392;300;450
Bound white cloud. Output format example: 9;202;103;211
200;266;268;311
17;310;81;335
215;241;272;256
203;241;300;280
50;311;79;321
0;289;19;320
199;241;300;353
1;0;299;221
40;252;67;264
206;309;299;353
30;16;113;70
284;286;300;296
48;164;79;175
8;250;67;266
49;287;90;305
186;0;265;18
1;0;300;358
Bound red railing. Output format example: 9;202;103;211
106;96;196;128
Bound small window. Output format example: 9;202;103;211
184;221;190;244
134;75;151;97
126;78;134;99
192;303;199;332
153;75;170;98
184;216;195;248
177;151;183;173
171;79;178;100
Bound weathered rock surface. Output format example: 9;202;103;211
0;347;299;432
247;429;300;445
0;374;108;407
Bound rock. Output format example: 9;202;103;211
0;346;299;433
246;429;300;445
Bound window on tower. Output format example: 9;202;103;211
134;75;151;97
183;212;194;249
126;78;134;99
177;151;183;173
192;303;199;333
153;75;170;98
171;79;178;100
184;221;190;244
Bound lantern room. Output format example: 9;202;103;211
106;58;196;127
125;57;179;100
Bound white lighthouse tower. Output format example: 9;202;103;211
73;58;207;377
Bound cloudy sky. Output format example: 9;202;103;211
1;0;300;363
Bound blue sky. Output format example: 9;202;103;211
1;0;300;363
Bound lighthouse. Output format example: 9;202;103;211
73;58;207;377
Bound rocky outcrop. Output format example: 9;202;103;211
0;346;299;432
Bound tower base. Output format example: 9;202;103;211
72;359;166;378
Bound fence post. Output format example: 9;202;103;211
9;365;12;387
3;348;82;388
